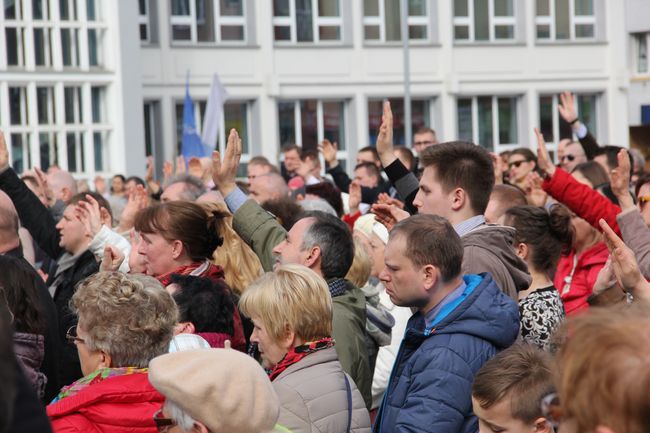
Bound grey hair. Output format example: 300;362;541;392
299;199;337;217
255;172;288;197
164;399;196;433
298;210;354;279
163;174;206;200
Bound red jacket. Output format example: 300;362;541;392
542;168;621;235
47;372;163;433
553;242;609;316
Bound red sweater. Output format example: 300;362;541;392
542;168;621;235
47;372;163;433
553;242;609;316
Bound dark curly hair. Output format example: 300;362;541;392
0;255;46;335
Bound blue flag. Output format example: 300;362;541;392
181;80;207;159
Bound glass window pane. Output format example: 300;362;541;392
296;0;314;42
5;0;17;18
455;25;469;40
318;0;339;17
639;35;648;74
224;103;248;154
92;87;103;123
172;25;192;40
278;102;296;148
171;0;190;15
67;133;77;172
196;0;215;41
539;95;554;141
11;134;29;173
300;100;318;150
574;0;593;15
33;0;48;19
33;28;48;66
578;95;597;135
457;98;473;142
477;97;493;150
555;0;570;40
364;25;380;40
86;0;97;20
494;25;514;39
36;87;51;124
408;0;426;16
384;0;401;41
536;24;550;39
61;29;79;66
364;0;379;16
221;25;244;40
6;28;20;65
575;24;594;38
9;87;24;125
273;0;290;16
319;26;340;40
94;132;103;171
140;24;148;40
220;0;243;16
454;0;468;17
39;132;58;171
322;101;345;150
409;25;427;40
88;29;99;65
473;0;489;41
60;0;76;19
494;0;513;16
536;0;550;15
274;26;291;41
411;99;429;133
139;0;147;14
498;97;517;145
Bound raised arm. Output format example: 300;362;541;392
558;92;600;158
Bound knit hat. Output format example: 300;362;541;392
149;349;280;433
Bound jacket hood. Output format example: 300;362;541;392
426;273;520;349
462;224;531;293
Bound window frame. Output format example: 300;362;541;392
453;0;517;43
456;95;520;155
535;0;596;42
272;0;343;45
169;0;248;44
634;32;649;75
362;0;431;44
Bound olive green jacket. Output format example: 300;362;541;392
232;199;372;408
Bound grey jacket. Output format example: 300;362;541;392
617;208;650;278
273;347;371;433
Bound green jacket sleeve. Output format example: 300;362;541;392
232;199;287;272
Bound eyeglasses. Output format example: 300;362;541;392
540;393;562;428
153;409;177;432
65;326;86;345
508;160;529;170
638;196;650;207
561;154;576;162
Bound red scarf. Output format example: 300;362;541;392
269;337;335;381
156;260;225;287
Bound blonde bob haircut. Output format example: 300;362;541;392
345;238;372;289
239;264;332;343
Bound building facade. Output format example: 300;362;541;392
0;0;637;179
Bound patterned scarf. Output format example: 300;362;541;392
327;278;349;297
268;337;335;381
51;367;148;404
157;260;225;287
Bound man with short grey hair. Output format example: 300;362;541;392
161;174;206;202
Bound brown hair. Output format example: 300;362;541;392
420;141;495;215
414;126;437;139
509;148;537;165
556;303;650;433
472;344;554;423
394;146;415;170
134;201;224;262
572;161;609;188
390;214;463;282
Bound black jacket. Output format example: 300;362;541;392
0;167;99;388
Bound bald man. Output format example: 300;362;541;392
249;173;289;204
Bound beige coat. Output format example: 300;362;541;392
273;347;371;433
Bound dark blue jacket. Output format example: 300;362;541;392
374;273;520;433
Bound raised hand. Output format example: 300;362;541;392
117;184;148;233
348;180;362;214
100;245;125;272
376;101;397;167
558;91;578;124
490;152;504;185
212;129;242;197
75;194;104;238
145;155;154;182
128;229;147;274
534;127;555;178
34;166;55;206
376;192;405;209
524;172;548;207
318;139;338;168
610;149;634;211
175;155;186;175
371;203;409;231
162;160;173;183
0;131;8;171
188;156;204;179
599;218;650;302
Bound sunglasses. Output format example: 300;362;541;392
153;409;177;432
508;160;529;170
65;326;86;345
638;196;650;206
561;154;577;162
540;393;562;428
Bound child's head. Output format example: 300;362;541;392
472;344;554;433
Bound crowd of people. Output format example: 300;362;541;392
0;90;649;433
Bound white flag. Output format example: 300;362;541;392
201;73;229;151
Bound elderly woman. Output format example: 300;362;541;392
47;272;178;432
240;264;371;433
133;201;246;350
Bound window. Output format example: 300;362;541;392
453;0;515;42
456;96;518;153
535;0;595;41
174;100;252;176
363;0;429;42
278;99;345;152
538;93;598;152
273;0;342;43
35;86;59;170
139;0;150;41
368;97;432;146
4;0;26;67
87;28;105;66
170;0;246;43
33;27;54;67
635;33;649;74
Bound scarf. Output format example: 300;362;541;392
51;367;148;404
327;278;349;298
268;337;335;381
157;260;225;287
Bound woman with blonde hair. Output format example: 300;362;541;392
240;264;371;433
47;272;178;432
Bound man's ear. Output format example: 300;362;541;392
450;188;466;211
176;322;196;335
61;187;71;202
303;245;321;269
422;264;439;291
